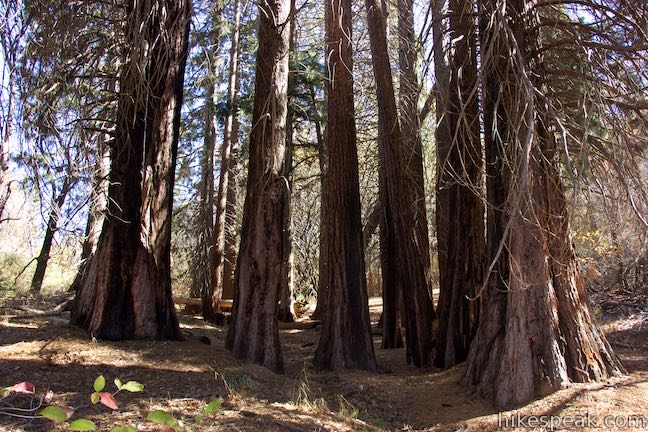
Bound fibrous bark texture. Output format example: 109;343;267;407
434;0;485;368
225;0;290;373
71;0;191;340
461;0;623;408
365;0;436;367
313;0;377;372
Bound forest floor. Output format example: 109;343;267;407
1;291;647;432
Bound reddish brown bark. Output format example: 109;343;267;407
461;0;623;408
225;0;290;373
433;0;485;368
71;0;190;340
365;0;436;367
313;0;377;371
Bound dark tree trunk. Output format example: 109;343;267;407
313;0;377;371
365;0;436;367
225;0;290;373
205;0;241;321
433;0;485;368
311;84;328;321
462;0;623;408
222;119;240;301
278;0;298;323
431;0;451;320
71;0;191;341
31;176;73;293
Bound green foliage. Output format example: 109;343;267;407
118;381;144;393
203;398;223;414
147;410;180;430
40;406;67;423
93;376;105;393
68;419;97;431
5;375;223;431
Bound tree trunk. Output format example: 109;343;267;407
222;35;243;302
365;0;436;367
311;84;328;321
222;142;239;300
278;0;298;323
431;0;451;316
30;176;73;293
461;0;623;408
69;140;109;294
71;0;191;341
225;0;290;373
204;0;240;321
313;0;377;371
433;0;485;368
0;74;13;226
193;79;216;301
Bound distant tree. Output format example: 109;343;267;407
313;0;377;372
225;0;291;372
204;0;242;322
71;0;192;340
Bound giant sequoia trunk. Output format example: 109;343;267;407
71;0;191;340
313;0;377;371
205;0;241;321
365;0;436;367
225;0;290;373
461;0;623;408
433;0;485;368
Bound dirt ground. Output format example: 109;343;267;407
1;294;647;431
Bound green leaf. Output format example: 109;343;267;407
0;387;10;397
68;419;97;431
114;378;122;390
40;406;67;423
111;427;137;432
203;398;222;414
90;392;100;404
93;375;105;392
147;410;175;425
120;381;143;392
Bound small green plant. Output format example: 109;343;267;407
1;376;224;431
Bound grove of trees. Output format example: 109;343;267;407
1;0;645;410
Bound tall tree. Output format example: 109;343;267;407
365;0;436;366
310;82;328;322
462;0;623;408
225;0;291;373
433;0;485;368
71;0;191;340
205;0;242;321
278;0;298;323
313;0;377;371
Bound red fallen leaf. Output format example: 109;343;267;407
99;392;118;410
159;428;174;432
10;382;35;394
